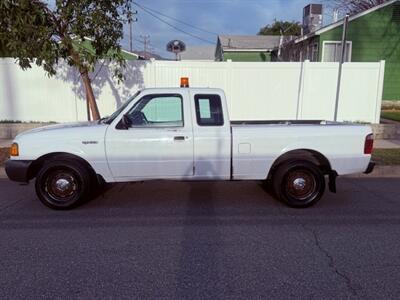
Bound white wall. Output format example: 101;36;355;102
0;58;385;123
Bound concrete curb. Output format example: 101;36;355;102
0;165;400;180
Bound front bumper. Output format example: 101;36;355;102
5;160;33;183
364;162;375;174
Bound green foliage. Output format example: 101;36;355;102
381;111;400;122
372;149;400;165
0;0;131;77
258;20;301;36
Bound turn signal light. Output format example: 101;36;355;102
364;134;374;154
10;143;19;156
180;77;189;88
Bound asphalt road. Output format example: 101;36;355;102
1;177;400;299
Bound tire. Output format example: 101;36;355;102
35;159;93;210
272;161;325;208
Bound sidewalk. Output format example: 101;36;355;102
375;139;400;149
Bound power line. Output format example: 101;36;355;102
133;37;164;53
132;2;215;44
133;1;219;36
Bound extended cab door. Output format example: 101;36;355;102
190;90;231;180
105;90;194;181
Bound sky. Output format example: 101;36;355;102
123;0;335;58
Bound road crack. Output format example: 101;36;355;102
306;224;358;297
277;206;360;297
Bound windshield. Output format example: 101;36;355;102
103;90;142;124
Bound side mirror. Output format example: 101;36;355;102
116;114;131;130
123;114;132;126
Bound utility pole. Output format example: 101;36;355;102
140;35;150;59
127;9;138;53
334;14;350;122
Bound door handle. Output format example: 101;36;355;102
174;136;186;141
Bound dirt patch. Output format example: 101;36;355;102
0;148;9;166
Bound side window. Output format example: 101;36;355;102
322;41;352;62
127;94;183;127
194;94;224;126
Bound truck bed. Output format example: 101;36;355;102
230;122;372;179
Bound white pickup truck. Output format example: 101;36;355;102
6;85;375;210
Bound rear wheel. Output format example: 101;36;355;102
35;159;93;210
272;161;325;208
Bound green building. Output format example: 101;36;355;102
215;35;282;62
281;0;400;101
72;37;139;61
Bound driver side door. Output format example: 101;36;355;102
105;92;194;181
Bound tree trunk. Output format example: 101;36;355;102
81;71;101;120
86;93;91;121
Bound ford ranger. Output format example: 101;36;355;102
5;83;375;209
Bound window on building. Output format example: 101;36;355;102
322;41;352;62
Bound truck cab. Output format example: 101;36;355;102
105;88;231;181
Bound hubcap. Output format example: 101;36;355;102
293;178;307;190
55;178;71;192
45;171;78;201
286;170;316;200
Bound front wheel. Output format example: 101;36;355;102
35;159;93;210
272;161;325;208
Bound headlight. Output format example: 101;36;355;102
10;143;19;156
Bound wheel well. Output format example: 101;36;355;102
27;152;99;181
267;149;333;179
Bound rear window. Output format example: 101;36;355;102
194;94;224;126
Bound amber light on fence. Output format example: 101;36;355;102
10;143;19;157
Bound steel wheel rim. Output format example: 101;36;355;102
285;170;317;201
44;169;79;203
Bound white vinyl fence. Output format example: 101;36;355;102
0;58;385;123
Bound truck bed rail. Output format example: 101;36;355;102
231;120;327;126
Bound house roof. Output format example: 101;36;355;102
218;35;283;51
295;0;399;43
134;50;165;60
72;36;139;60
180;45;216;60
